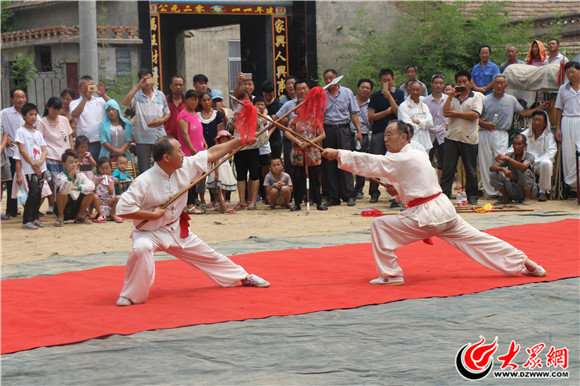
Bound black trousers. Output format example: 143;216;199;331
23;173;43;224
5;156;18;216
440;138;478;200
323;125;355;201
368;131;387;199
353;133;369;194
292;164;321;206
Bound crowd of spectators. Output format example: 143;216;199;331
1;39;578;229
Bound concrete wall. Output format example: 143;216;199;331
315;0;404;76
182;24;240;96
11;1;138;29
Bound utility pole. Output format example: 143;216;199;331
78;0;98;81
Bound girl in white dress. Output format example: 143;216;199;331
207;130;238;213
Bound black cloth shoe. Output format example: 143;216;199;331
355;192;364;200
347;198;356;206
390;200;400;209
468;197;478;205
316;203;328;211
369;196;379;203
290;205;301;211
326;199;341;206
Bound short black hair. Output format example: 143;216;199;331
564;61;580;71
61;88;76;99
378;68;394;79
80;75;93;83
138;69;153;79
357;78;374;89
531;110;548;123
61;149;77;163
478;44;492;54
431;74;445;83
270;157;283;165
295;79;309;89
10;88;25;98
21;103;37;116
455;70;472;82
169;75;184;84
74;135;90;149
153;136;176;162
405;65;418;73
323;69;338;77
548;38;560;45
253;95;266;104
97;157;112;170
184;89;198;99
261;80;275;93
388;120;410;139
193;74;208;84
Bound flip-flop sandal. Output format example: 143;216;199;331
92;216;107;223
234;203;246;210
114;216;124;223
226;209;238;214
22;222;39;230
54;218;65;227
74;217;92;224
247;203;257;210
33;220;46;228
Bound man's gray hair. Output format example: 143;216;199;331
493;74;508;83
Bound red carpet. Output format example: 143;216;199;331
2;219;578;354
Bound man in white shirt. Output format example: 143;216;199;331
520;111;556;201
122;69;170;173
424;74;448;180
1;89;33;217
555;61;580;198
70;75;110;161
322;120;547;285
398;80;433;154
544;39;569;65
115;136;269;306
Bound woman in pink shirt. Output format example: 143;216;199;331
177;90;205;156
177;90;208;213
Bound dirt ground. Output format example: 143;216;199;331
2;186;578;266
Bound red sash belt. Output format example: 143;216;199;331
406;192;441;208
405;192;441;246
179;211;190;238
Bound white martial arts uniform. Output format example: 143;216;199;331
555;82;580;190
398;96;433;153
519;123;556;193
337;146;527;279
116;151;248;304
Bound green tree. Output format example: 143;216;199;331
12;53;37;91
339;1;535;91
1;0;15;33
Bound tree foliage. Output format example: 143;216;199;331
12;53;37;91
338;1;535;91
1;0;15;33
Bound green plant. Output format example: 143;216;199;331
1;1;15;33
11;53;37;90
338;1;535;92
102;72;138;103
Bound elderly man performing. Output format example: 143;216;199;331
115;136;269;306
322;120;546;285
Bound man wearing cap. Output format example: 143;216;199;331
164;75;185;138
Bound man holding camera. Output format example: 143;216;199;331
70;75;110;161
440;70;483;205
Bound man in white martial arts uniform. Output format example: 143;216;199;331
519;111;556;202
115;136;269;306
555;61;580;198
397;80;433;154
322;120;546;285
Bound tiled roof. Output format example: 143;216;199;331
1;25;139;44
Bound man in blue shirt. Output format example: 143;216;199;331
322;69;362;206
367;68;405;202
471;44;500;96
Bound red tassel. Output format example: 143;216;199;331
294;86;327;131
234;100;258;145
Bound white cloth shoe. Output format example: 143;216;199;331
522;265;547;277
369;276;405;285
116;297;133;306
241;274;270;288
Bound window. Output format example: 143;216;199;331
228;40;241;93
35;46;52;72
